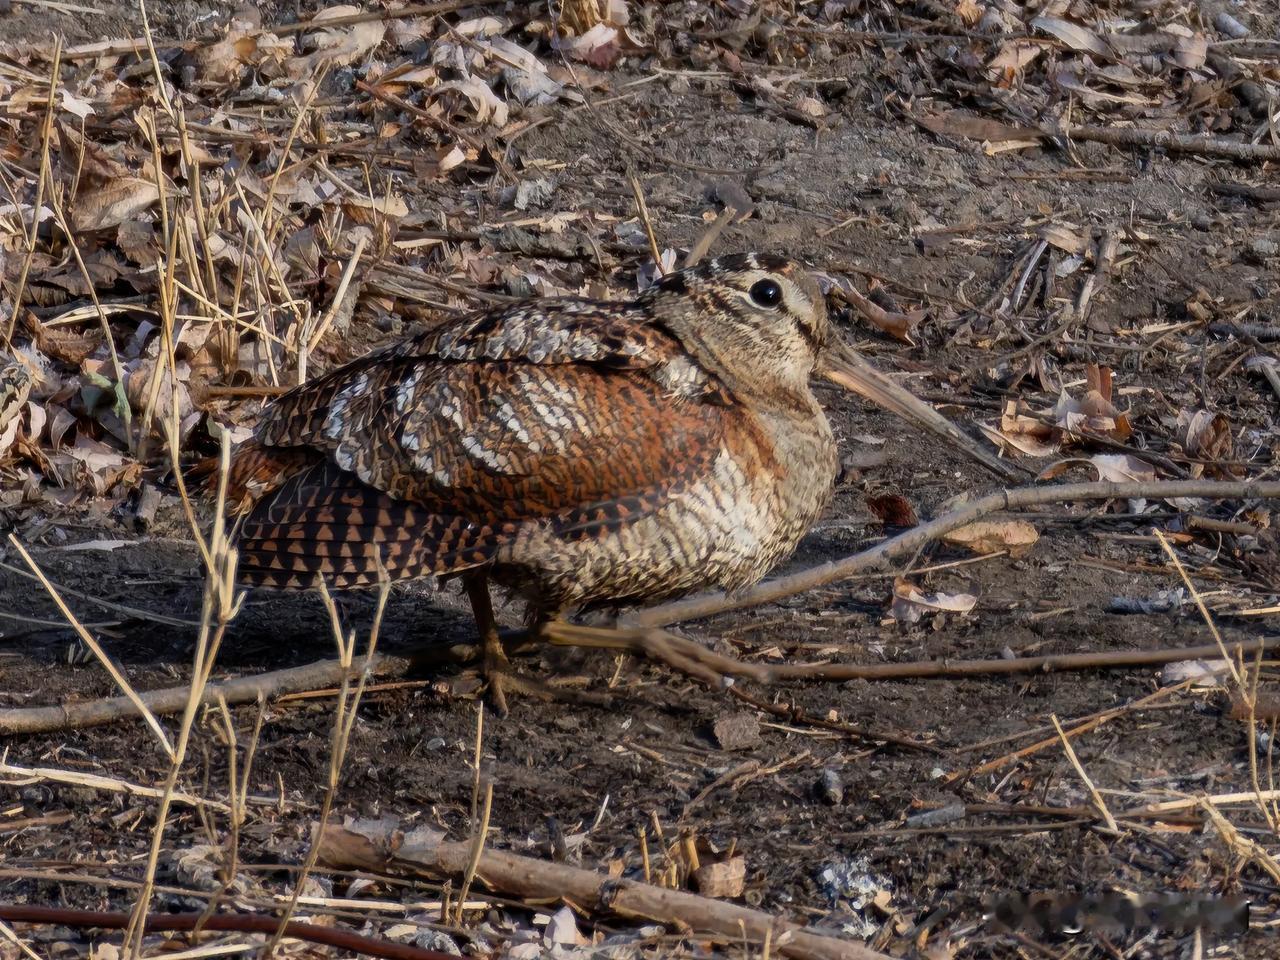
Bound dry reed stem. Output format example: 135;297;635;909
124;435;240;956
950;680;1195;784
684;206;738;268
629;175;664;273
1155;529;1279;831
1050;713;1118;833
302;232;368;376
2;37;59;347
0;920;44;960
455;780;494;926
263;579;388;959
0;759;231;811
6;535;174;759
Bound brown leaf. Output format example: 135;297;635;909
1030;16;1109;56
691;857;746;898
890;579;977;623
943;520;1039;558
73;177;160;232
915;109;1036;144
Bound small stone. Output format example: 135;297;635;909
815;769;844;805
712;711;760;751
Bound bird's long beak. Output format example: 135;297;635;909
817;340;1024;483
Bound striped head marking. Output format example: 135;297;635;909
639;253;829;404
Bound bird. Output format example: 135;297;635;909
217;253;1014;711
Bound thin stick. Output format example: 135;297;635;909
0;653;412;735
304;233;368;360
6;535;174;760
950;681;1193;784
0;907;456;960
2;38;59;347
1050;714;1118;832
629;175;664;272
1050;121;1280;163
683;206;737;268
626;479;1280;627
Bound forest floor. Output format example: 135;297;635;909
3;1;1280;958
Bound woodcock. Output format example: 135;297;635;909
221;254;1013;710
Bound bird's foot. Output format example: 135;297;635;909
479;634;612;714
535;621;774;688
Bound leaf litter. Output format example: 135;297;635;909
3;0;1280;956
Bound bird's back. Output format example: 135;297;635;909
223;256;838;611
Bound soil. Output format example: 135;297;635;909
3;2;1280;959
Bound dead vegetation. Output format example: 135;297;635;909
3;0;1280;957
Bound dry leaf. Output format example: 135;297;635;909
943;520;1039;557
73;177;160;232
1030;16;1109;56
692;857;746;898
916;109;1035;144
556;23;621;68
1176;409;1232;463
288;6;386;78
1039;453;1157;483
987;40;1042;77
433;76;509;127
890;579;977;623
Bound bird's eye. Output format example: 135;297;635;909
749;279;784;308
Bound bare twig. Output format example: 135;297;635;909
318;819;891;960
626;479;1280;627
0;906;457;960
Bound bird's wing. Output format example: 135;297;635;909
232;301;737;589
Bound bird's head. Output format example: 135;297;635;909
638;253;1020;481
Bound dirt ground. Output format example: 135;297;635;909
3;1;1280;959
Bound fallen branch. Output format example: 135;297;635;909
316;819;891;960
0;905;456;960
0;654;410;736
626;479;1280;627
759;637;1280;683
1049;122;1280;163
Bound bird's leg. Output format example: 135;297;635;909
463;570;516;716
462;574;610;712
534;621;774;688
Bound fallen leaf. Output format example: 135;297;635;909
1030;16;1110;56
692;856;746;898
73;177;160;232
943;520;1039;557
890;579;977;623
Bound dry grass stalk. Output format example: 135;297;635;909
5;535;175;759
302;232;369;379
2;37;59;346
628;175;664;273
0;920;43;960
1050;713;1118;833
455;779;494;926
263;577;389;958
0;760;230;811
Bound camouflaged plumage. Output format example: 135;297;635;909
227;253;839;617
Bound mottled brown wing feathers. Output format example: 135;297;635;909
230;298;731;589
